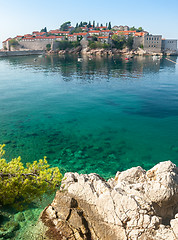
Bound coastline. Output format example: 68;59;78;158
0;50;45;57
0;48;177;58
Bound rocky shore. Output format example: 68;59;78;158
23;161;178;240
55;47;166;57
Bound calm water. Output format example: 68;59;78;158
0;55;178;179
1;54;178;239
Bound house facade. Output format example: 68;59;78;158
162;39;177;53
20;36;65;50
143;35;162;53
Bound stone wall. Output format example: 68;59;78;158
0;50;44;57
19;39;53;50
133;36;144;49
143;35;162;53
162;39;177;53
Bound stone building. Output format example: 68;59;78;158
162;39;177;54
143;34;162;53
19;36;65;50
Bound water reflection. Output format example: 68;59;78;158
0;55;177;83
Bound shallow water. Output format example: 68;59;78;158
0;54;178;238
0;55;178;178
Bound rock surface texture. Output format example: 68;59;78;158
37;161;178;239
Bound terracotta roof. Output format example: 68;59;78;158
3;38;12;43
98;36;109;39
49;30;69;34
89;30;100;33
135;32;146;37
22;36;64;40
100;30;111;32
117;30;136;33
24;34;33;37
34;32;46;36
73;32;88;36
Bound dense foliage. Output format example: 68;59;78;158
46;44;51;51
60;21;71;31
0;144;62;208
9;39;19;47
88;41;110;49
58;40;80;50
41;27;47;32
111;35;133;50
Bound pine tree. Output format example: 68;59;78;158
0;144;62;208
108;22;112;30
93;21;95;28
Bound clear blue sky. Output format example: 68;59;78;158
0;0;178;47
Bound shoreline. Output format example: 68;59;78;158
0;48;177;58
0;50;45;57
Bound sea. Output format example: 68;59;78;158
0;54;178;238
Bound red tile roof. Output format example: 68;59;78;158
34;32;46;36
100;30;111;33
89;30;100;33
49;30;69;34
98;36;109;39
22;36;64;40
2;38;12;43
73;32;88;36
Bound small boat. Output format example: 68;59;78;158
152;56;160;61
77;58;83;62
125;57;129;60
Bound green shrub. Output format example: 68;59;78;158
0;144;62;208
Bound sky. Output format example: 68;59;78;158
0;0;178;47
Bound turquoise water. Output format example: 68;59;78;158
0;55;178;179
0;54;178;238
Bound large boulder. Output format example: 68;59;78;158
35;161;178;239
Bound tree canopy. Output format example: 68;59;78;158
0;144;62;208
41;27;47;32
60;21;71;31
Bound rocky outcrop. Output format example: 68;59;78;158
36;161;178;239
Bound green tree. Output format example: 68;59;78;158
9;39;19;47
137;27;144;32
130;26;136;31
41;27;47;32
79;21;83;27
60;21;71;31
46;44;51;51
87;21;92;28
126;36;134;50
0;144;62;208
108;22;112;30
93;21;95;28
111;34;126;49
75;23;79;28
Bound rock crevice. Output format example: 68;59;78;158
36;161;178;239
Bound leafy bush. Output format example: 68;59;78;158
88;41;110;49
58;41;80;50
9;39;19;47
0;144;62;208
46;44;51;51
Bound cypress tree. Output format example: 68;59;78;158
93;20;95;28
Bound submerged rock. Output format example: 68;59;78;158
32;161;178;239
